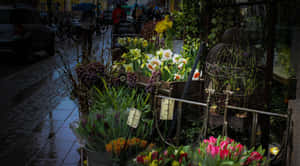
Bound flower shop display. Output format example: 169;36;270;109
204;41;258;118
74;82;154;165
68;61;110;114
118;37;154;53
195;136;267;166
75;62;108;89
133;146;191;166
132;136;267;166
105;137;155;165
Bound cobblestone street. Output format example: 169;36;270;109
0;28;111;166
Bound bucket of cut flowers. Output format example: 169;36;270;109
105;137;156;166
71;81;154;166
132;136;268;166
119;46;204;98
195;136;268;166
133;145;192;166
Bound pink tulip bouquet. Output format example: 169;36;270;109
196;136;267;166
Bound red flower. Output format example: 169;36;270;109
220;149;229;159
226;137;234;144
206;144;219;158
198;149;201;154
136;155;144;164
220;141;229;150
244;151;263;165
209;136;217;144
152;151;159;160
179;153;188;163
170;154;175;159
203;139;209;144
236;144;244;154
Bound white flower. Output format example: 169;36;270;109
192;69;201;80
174;74;182;81
178;63;183;70
147;63;156;71
179;58;187;64
174;150;178;155
162;49;173;61
149;58;161;66
173;54;181;64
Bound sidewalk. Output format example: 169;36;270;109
26;97;80;166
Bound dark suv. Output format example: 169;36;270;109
0;6;55;61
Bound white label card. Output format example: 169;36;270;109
160;98;175;120
127;108;142;128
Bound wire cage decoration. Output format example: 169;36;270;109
205;42;257;97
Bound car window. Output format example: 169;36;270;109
0;9;12;24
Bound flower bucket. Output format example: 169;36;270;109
160;80;204;101
86;149;113;166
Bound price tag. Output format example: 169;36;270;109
160;98;175;120
127;108;141;128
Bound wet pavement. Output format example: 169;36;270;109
0;27;112;166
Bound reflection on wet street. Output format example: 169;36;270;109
0;28;111;166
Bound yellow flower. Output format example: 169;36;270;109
147;143;155;150
121;53;127;58
143;40;148;47
150;160;158;166
155;15;173;34
172;161;180;166
134;38;138;45
105;143;112;152
143;155;151;164
124;63;133;72
136;138;141;143
140;140;148;148
127;37;132;43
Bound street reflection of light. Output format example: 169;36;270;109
270;147;279;156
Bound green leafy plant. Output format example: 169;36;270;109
75;81;153;153
208;8;239;47
171;0;204;39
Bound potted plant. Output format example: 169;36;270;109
72;82;154;165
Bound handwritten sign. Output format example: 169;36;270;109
127;108;141;128
160;98;175;120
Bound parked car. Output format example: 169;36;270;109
0;6;55;61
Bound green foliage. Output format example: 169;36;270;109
208;8;239;47
75;80;153;152
275;46;295;77
171;0;204;39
